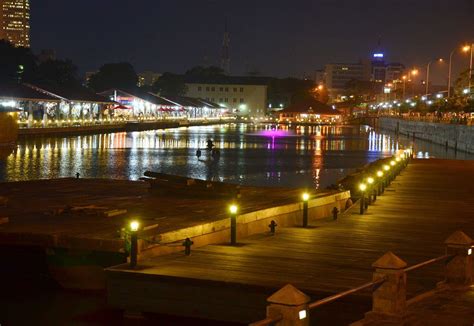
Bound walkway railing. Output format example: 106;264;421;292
249;233;473;325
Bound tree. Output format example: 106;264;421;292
152;73;187;96
88;62;138;92
344;79;382;105
34;59;79;86
0;40;37;83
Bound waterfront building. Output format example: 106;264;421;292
184;76;268;117
278;98;341;123
99;88;225;120
0;0;30;47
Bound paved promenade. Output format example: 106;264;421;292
107;159;474;324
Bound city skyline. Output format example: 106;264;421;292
30;0;473;82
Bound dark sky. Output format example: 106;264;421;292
31;0;473;82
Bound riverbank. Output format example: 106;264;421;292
377;117;474;154
18;118;235;137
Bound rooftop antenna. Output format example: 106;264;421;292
220;19;230;74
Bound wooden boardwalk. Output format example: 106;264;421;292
107;159;474;323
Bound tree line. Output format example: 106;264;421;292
0;40;319;106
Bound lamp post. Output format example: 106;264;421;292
448;45;471;98
468;44;473;95
129;220;140;269
302;192;310;227
229;204;238;245
367;177;375;202
377;170;384;195
359;183;367;215
383;164;390;186
426;59;444;97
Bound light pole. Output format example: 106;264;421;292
448;45;471;98
468;43;473;94
302;192;309;227
229;204;238;245
129;220;140;269
425;59;443;97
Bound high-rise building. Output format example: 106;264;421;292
0;0;30;47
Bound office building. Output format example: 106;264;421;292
324;62;371;100
0;0;30;47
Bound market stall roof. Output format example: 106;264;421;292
100;88;174;107
281;98;341;115
25;83;114;104
161;95;222;109
0;83;59;102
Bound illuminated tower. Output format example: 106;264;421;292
220;20;230;74
0;0;30;47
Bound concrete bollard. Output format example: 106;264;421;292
266;284;310;326
442;230;473;289
368;252;407;321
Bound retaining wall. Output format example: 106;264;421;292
139;191;351;259
378;117;474;153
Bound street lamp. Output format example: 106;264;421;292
464;44;473;95
229;204;238;245
426;58;444;96
129;220;140;268
367;177;375;202
359;183;367;214
302;192;310;227
448;45;472;98
377;170;384;194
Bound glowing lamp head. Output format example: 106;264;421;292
377;171;383;178
390;160;396;166
384;165;390;171
367;177;374;184
359;183;367;191
302;192;310;201
462;45;470;53
468;248;473;256
229;204;238;214
396;157;401;162
130;221;140;232
299;309;307;320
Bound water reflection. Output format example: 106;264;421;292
1;123;470;189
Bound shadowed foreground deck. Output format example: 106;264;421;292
107;159;474;324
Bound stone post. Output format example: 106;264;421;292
368;252;407;321
442;230;473;289
266;284;310;326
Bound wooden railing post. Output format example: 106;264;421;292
366;252;407;322
441;230;473;289
266;284;310;326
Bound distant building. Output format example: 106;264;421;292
324;62;371;100
0;0;30;47
184;76;268;117
138;71;162;87
385;62;405;83
314;69;325;85
323;48;405;101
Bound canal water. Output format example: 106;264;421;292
0;123;472;325
2;123;470;188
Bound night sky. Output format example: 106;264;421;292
32;0;473;83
